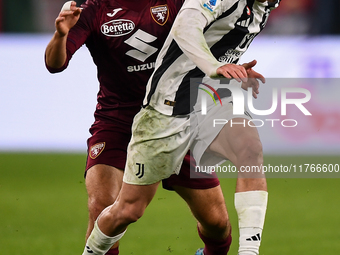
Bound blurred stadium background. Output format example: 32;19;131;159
0;0;339;254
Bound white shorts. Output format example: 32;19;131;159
191;94;252;167
123;95;251;185
123;106;191;185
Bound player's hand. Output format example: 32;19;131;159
216;63;248;83
55;1;82;37
240;60;265;99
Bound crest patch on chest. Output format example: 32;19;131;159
150;5;169;26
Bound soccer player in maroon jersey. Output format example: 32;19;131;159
45;1;232;254
80;0;280;255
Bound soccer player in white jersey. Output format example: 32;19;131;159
82;0;280;255
46;1;235;255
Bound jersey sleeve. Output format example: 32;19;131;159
67;0;97;53
170;8;224;77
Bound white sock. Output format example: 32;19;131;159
235;190;268;255
82;220;126;255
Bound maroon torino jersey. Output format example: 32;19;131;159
46;0;183;129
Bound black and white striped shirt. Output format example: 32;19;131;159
144;0;280;115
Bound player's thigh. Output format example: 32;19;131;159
208;118;262;163
86;164;124;210
173;185;229;228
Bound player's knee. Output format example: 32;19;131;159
201;209;230;235
123;209;144;224
201;214;231;239
210;218;230;235
117;202;146;224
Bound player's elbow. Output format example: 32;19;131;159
45;57;67;73
45;66;65;74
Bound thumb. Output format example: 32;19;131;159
73;7;82;16
242;59;257;70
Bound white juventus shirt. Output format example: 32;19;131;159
143;0;280;116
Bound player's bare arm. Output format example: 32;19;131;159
45;1;82;69
240;59;266;99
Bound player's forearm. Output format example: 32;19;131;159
45;31;68;69
170;9;223;77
